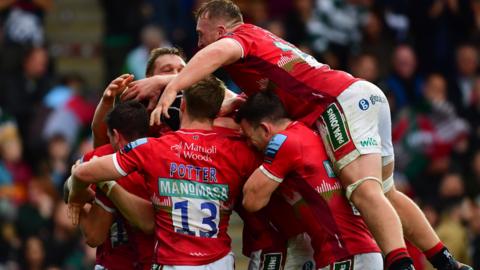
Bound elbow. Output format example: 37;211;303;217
85;237;103;248
74;168;92;184
83;230;106;247
140;220;155;234
138;207;155;234
242;196;265;212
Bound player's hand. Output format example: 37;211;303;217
63;176;73;204
67;160;94;226
121;76;167;110
67;185;94;226
150;86;178;126
103;74;134;100
219;95;246;116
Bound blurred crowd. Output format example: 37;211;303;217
0;0;480;269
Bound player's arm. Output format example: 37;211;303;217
166;38;242;94
121;74;178;111
78;203;114;247
242;167;281;212
152;38;243;123
100;182;155;234
92;74;133;147
73;154;124;184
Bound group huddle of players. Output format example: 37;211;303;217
64;1;474;270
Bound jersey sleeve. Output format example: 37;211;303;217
113;138;151;176
222;29;253;58
117;173;150;200
94;189;116;213
261;133;301;183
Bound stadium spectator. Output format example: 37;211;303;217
433;197;471;269
124;25;171;80
448;44;479;117
360;10;394;78
350;53;381;84
0;46;52;163
385;44;424;116
306;0;371;68
409;0;475;75
283;0;312;48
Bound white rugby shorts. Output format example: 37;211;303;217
317;252;383;270
152;252;234;270
316;80;394;171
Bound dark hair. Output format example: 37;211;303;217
195;0;243;24
145;47;186;77
106;101;149;141
183;76;226;120
235;91;289;127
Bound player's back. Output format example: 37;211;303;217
223;23;359;125
115;128;258;266
266;122;380;267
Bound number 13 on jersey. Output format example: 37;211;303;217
172;197;220;238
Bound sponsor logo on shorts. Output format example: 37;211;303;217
358;99;370;110
264;134;288;164
321;104;350;151
359;137;378;148
333;259;352;270
262;253;283;270
370;94;387;105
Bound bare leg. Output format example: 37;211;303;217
339;154;406;254
382;162;440;251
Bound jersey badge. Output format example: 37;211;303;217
121;138;147;154
323;160;336;178
264;134;287;164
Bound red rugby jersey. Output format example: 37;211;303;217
113;129;258;266
237;193;304;258
82;144;154;270
260;122;380;267
222;23;359;126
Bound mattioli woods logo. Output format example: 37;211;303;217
170;142;216;162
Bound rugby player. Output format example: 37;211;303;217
68;47;189;270
94;47;300;270
69;76;259;270
69;101;154;270
145;1;471;269
92;47;188;148
237;91;382;269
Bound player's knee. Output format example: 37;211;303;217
346;176;383;204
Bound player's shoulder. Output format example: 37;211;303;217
120;137;153;154
82;144;114;162
284;121;317;141
264;123;310;160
